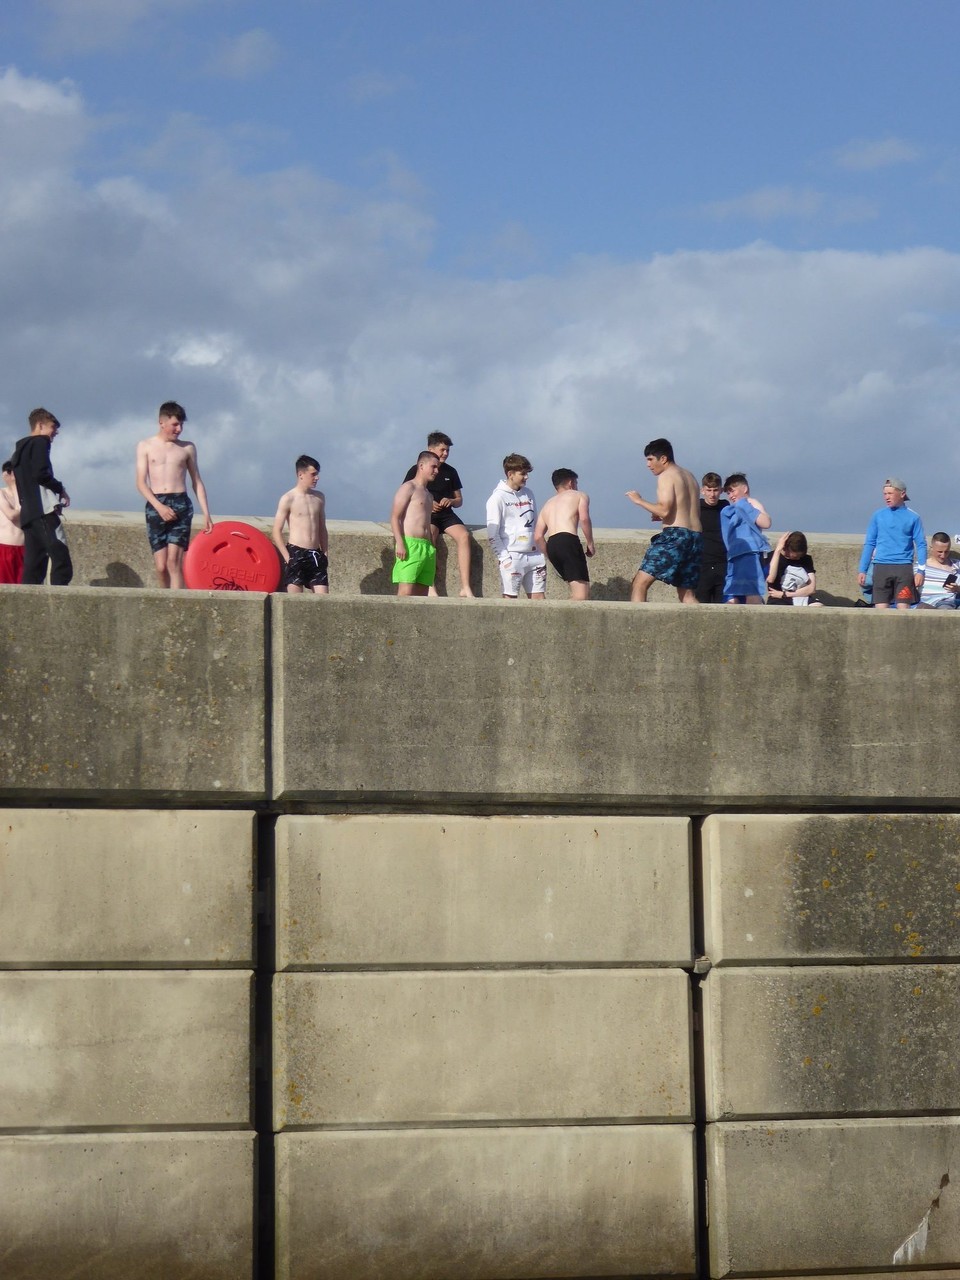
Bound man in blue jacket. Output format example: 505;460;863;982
9;407;72;586
857;477;925;610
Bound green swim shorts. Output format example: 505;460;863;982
392;535;437;586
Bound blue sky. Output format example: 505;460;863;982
2;0;959;536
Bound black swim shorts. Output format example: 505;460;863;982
546;532;589;583
432;508;464;533
285;544;329;589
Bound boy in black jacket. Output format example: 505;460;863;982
9;407;72;585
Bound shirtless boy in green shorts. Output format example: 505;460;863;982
390;451;441;596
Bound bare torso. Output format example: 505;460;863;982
539;490;582;538
0;483;23;546
137;436;194;494
286;488;326;549
403;482;435;540
660;464;702;532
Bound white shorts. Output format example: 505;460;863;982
499;553;547;597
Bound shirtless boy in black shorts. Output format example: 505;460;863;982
271;455;329;594
403;432;474;597
533;468;595;601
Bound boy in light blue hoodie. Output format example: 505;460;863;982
720;473;771;604
857;477;925;610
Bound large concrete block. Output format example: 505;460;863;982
276;814;692;967
0;587;266;800
0;808;255;966
708;1118;960;1276
274;969;691;1126
271;596;960;805
703;964;960;1119
703;813;960;963
0;1131;254;1279
276;1125;696;1279
0;971;252;1126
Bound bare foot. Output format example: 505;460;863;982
428;586;439;597
459;588;476;598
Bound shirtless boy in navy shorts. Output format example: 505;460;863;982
533;468;595;601
626;438;702;604
271;454;329;594
135;401;213;588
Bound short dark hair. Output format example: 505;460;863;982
644;437;674;462
296;454;320;473
159;400;187;422
932;531;951;545
28;408;58;432
552;468;578;489
417;450;437;466
784;531;808;555
2;460;13;475
723;473;748;491
427;432;452;449
701;472;722;487
503;453;532;474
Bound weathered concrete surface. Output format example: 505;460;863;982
703;813;960;963
272;596;960;805
274;969;690;1126
276;814;692;967
276;1125;696;1279
64;510;865;602
0;1131;254;1279
0;972;252;1126
703;964;960;1119
707;1117;960;1276
0;588;266;800
0;808;255;966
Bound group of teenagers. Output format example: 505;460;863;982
1;407;953;611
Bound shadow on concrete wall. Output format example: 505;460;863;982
88;562;144;589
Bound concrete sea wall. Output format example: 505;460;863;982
2;582;958;1278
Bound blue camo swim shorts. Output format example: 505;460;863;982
640;526;703;590
145;492;194;552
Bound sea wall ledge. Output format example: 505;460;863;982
3;586;960;807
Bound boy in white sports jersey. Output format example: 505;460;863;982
485;453;546;600
916;532;960;609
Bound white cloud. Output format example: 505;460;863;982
4;72;960;540
0;66;81;114
205;29;280;80
834;136;921;171
344;71;412;105
702;186;825;222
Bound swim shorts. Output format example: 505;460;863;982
724;553;767;600
499;551;547;597
392;535;437;586
0;542;24;585
285;544;329;589
145;492;194;552
546;532;589;583
640;526;703;590
873;562;917;607
432;508;465;533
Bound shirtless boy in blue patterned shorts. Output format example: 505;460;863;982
135;401;213;588
625;437;702;604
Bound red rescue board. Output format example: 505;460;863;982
183;521;282;592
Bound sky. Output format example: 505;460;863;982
2;0;960;534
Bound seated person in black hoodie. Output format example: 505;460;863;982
9;407;72;586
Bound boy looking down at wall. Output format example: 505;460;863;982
534;468;595;601
391;451;441;597
272;455;329;594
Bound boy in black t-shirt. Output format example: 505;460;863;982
696;472;729;603
403;432;475;597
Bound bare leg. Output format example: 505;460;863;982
166;544;186;590
569;581;590;601
153;548;171;589
875;602;890;610
530;593;545;601
286;583;304;594
310;584;329;595
631;570;654;602
398;582;429;597
427;525;440;597
447;524;475;597
677;587;699;604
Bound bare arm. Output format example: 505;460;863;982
748;497;772;531
766;536;785;593
391;485;411;558
626;472;673;521
185;446;213;532
791;571;817;599
533;509;548;556
435;487;463;512
271;494;292;562
579;493;595;555
317;493;328;556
